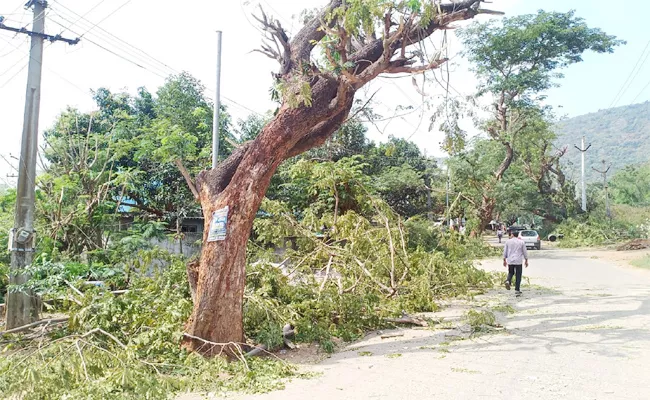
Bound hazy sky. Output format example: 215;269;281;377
1;0;649;185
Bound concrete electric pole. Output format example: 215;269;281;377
574;136;592;213
1;0;79;329
593;160;612;220
212;30;222;169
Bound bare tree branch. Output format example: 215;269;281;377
174;159;199;201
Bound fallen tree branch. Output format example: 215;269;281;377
182;333;250;365
380;332;405;339
80;328;128;350
385;315;428;327
1;317;69;336
245;344;268;357
65;280;84;297
318;255;334;295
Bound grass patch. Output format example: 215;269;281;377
358;351;373;356
576;325;624;331
630;255;650;269
465;310;497;332
492;305;516;314
386;353;402;359
451;367;480;374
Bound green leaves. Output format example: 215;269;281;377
275;76;313;108
0;256;295;399
458;10;624;99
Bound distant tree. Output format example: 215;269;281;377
443;10;623;229
609;164;650;206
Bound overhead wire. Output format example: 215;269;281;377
629;78;650;104
0;33;88;95
51;0;108;32
609;38;650;107
77;0;132;37
49;4;264;117
51;2;177;75
47;10;171;79
0;59;28;88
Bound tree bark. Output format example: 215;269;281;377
182;76;354;356
478;195;496;232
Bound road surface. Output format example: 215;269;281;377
221;249;650;400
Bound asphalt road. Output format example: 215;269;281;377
205;249;650;400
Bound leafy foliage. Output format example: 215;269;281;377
0;257;295;400
554;214;642;248
441;10;622;230
459;10;623;101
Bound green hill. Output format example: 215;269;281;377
554;101;650;183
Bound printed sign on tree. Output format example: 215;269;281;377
207;206;229;242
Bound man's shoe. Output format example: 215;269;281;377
504;281;511;290
515;290;522;295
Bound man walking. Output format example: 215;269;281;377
503;230;528;295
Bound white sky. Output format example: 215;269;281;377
1;0;649;186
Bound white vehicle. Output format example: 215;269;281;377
518;230;541;250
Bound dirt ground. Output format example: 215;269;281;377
178;247;650;400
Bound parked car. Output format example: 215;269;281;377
518;230;541;250
507;225;527;237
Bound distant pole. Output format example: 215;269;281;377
446;165;451;227
574;136;591;212
581;137;586;211
212;30;222;169
2;0;79;328
593;160;612;220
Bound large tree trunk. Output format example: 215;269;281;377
477;195;496;233
182;76;354;356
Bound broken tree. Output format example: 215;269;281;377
181;0;500;356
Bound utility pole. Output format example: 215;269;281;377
574;136;592;212
593;160;612;220
1;0;79;329
446;164;451;227
212;30;222;169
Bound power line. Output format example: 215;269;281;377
51;0;108;32
53;9;264;116
10;3;266;119
50;3;176;74
0;33;87;95
47;12;169;78
55;2;267;117
609;38;650;107
0;59;28;88
76;0;132;37
630;78;650;104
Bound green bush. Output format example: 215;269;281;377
0;263;7;304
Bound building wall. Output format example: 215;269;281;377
150;233;203;257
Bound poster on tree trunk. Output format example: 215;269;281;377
207;206;229;242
